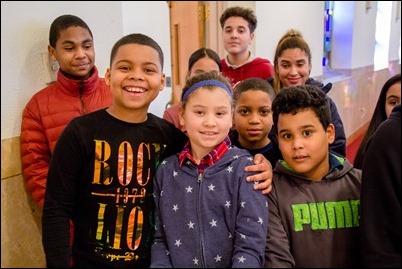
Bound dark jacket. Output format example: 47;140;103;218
266;154;361;267
360;104;401;268
151;147;268;268
230;129;282;167
267;77;346;157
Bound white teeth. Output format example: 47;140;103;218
126;87;145;93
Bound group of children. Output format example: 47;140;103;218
20;5;398;269
32;13;271;268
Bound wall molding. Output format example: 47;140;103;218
1;136;22;180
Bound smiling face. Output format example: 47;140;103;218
277;108;335;180
48;26;95;80
105;43;165;122
277;48;311;87
179;87;233;161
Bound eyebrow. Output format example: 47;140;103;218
60;38;93;45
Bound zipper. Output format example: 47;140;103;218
79;81;86;114
197;172;206;267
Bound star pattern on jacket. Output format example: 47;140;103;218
187;221;195;229
152;152;268;268
210;219;217;227
238;256;246;263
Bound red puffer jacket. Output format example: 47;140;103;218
20;66;112;207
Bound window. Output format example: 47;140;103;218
323;1;334;69
374;1;392;71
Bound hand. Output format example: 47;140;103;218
244;153;272;195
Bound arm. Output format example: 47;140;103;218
150;168;173;268
42;122;81;267
20;98;50;207
245;153;272;194
265;185;295;268
232;168;268;268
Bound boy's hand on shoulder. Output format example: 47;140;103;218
245;153;272;195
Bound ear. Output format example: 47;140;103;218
48;45;57;61
178;103;185;127
160;73;166;91
326;123;336;144
104;68;111;86
250;32;255;44
231;111;236;130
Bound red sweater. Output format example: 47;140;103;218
221;57;274;86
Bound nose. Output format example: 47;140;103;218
128;68;144;80
248;113;260;124
74;47;86;59
230;31;238;39
289;65;298;76
292;137;303;150
204;113;217;127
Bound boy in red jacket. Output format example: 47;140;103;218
20;14;112;207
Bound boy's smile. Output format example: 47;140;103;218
105;44;166;123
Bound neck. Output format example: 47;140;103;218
106;106;148;123
227;51;250;66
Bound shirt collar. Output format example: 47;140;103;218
225;52;254;68
179;136;232;174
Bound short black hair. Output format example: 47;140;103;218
272;85;331;131
233;78;276;104
49;14;93;48
109;33;164;70
188;47;221;72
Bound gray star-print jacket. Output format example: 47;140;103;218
151;147;268;268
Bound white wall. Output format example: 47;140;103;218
0;1;170;139
1;1;401;140
351;1;377;69
1;1;122;139
255;1;325;78
389;1;401;61
121;2;172;118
